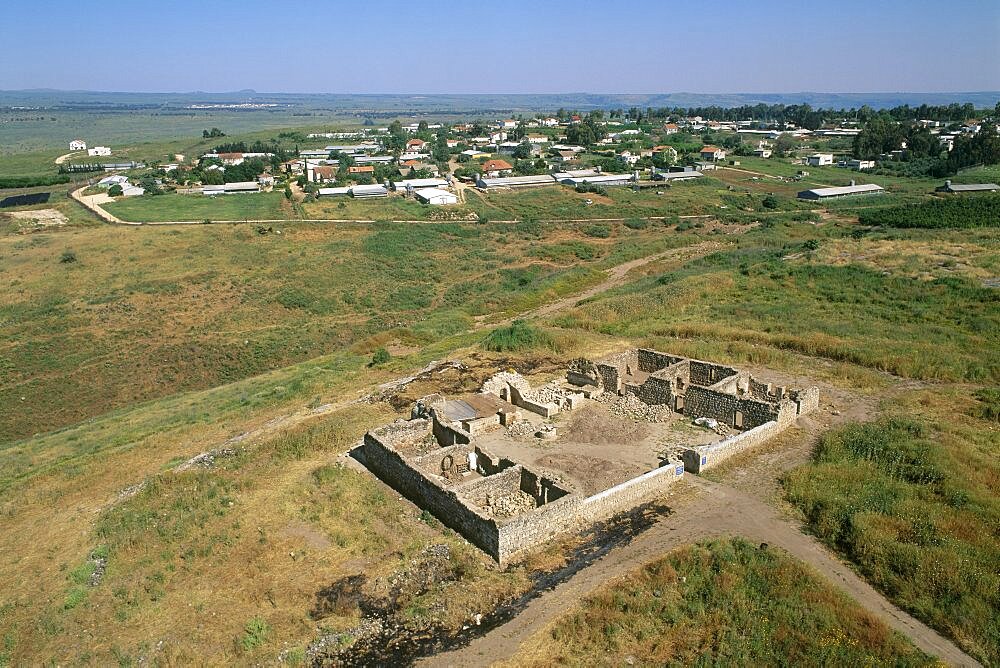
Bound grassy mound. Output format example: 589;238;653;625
510;538;931;666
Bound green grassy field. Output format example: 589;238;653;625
509;538;931;666
103;191;292;222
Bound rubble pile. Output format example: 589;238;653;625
483;490;536;518
505;420;536;438
599;393;674;422
174;447;241;471
532;382;571;406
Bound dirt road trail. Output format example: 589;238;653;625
423;473;980;668
55;151;81;165
525;240;726;320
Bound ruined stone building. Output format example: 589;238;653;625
361;349;818;564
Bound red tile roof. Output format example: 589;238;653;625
482;159;513;171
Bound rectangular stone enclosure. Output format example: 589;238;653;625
361;349;818;564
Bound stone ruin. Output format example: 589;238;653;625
360;349;819;564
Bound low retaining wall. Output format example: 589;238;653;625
682;420;784;473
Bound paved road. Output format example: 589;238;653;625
422;473;981;668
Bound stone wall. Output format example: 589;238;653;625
567;359;601;387
362;430;501;557
682;420;784;473
627;374;674;406
637;349;683;373
791;386;820;415
432;416;472;446
493;460;684;564
689;360;738;387
684;386;780;429
457;465;526;510
748;376;786;402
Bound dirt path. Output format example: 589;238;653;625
525;240;726;320
423;469;980;668
55;151;81;165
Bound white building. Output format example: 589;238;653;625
806;153;834;166
845;159;875;170
69;139;87;151
88;146;112;157
414;188;458;205
121;185;146;197
618;151;640;166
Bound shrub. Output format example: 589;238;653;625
60;249;77;264
624;218;648;230
970;387;1000;422
584;224;611;238
371;347;391;366
276;288;310;310
240;616;270;652
108;184;123;197
482;320;553;352
762;194;779;209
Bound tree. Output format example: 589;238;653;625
108;184;123;196
202;128;225;138
773;134;797;158
512;143;532;159
853;115;905;160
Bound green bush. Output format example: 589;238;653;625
482;320;553;352
371;347;391;366
624;218;648;230
240;616;270;652
584;224;611;238
60;250;77;264
0;174;71;188
970;387;1000;422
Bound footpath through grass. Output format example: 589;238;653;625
509;537;932;667
784;389;1000;665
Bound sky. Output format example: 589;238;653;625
1;0;998;94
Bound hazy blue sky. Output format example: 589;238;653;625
2;0;998;93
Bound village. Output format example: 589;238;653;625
52;107;1000;223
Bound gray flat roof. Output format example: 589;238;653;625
479;174;556;187
940;183;999;192
798;183;884;198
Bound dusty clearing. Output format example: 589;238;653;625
5;208;68;228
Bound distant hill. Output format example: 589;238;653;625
1;90;997;112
